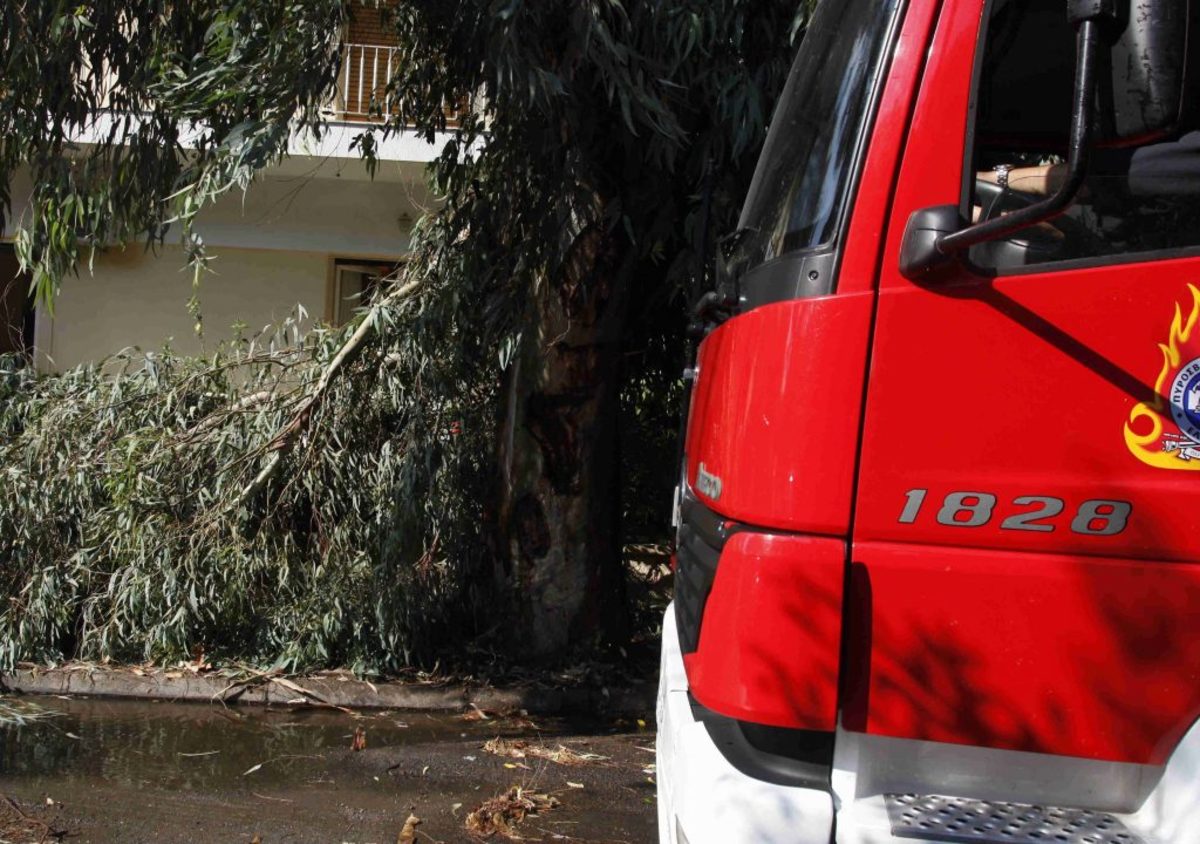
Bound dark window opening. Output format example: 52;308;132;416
967;0;1200;271
332;258;399;326
734;0;903;275
0;244;34;360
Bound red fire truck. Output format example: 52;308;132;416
656;0;1200;842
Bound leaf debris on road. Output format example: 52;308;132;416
482;738;607;766
465;786;559;838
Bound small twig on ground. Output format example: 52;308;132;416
0;697;60;728
209;668;353;713
1;794;66;843
250;792;293;803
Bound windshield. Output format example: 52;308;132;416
736;0;903;273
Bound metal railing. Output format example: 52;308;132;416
333;42;464;125
336;42;396;120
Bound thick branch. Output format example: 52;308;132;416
230;277;422;511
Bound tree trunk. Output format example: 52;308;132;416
495;223;630;658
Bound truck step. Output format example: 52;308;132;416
884;793;1144;844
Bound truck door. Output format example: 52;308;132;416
849;0;1200;781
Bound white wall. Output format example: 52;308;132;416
190;159;433;255
20;158;426;371
39;244;330;371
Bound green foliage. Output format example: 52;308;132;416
374;0;813;324
621;328;686;543
0;0;813;667
370;0;814;557
0;277;494;670
0;0;345;305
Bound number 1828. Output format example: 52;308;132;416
897;489;1131;536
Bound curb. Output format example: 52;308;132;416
1;667;655;717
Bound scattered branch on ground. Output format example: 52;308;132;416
0;794;67;844
0;697;59;728
482;738;607;766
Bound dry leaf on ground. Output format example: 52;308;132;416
459;704;493;722
397;813;421;843
482;738;607;766
465;786;559;838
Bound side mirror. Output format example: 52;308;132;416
899;0;1196;281
898;206;963;282
1097;0;1198;145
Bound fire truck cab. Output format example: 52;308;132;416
657;1;1200;842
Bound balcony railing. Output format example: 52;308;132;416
335;42;394;120
332;42;462;125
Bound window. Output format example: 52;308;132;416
967;0;1200;271
331;259;397;325
0;245;33;358
735;0;902;275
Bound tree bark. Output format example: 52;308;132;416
496;222;630;658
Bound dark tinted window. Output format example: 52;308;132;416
735;0;902;273
969;0;1200;271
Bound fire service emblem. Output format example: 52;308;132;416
1125;283;1200;469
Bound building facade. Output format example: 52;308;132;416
1;4;446;372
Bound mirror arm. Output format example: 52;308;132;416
936;17;1101;257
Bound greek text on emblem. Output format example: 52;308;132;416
1167;358;1200;458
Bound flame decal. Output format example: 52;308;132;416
1124;284;1200;470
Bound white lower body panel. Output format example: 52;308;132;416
656;600;1200;844
655;602;834;844
1127;715;1200;844
831;719;1200;844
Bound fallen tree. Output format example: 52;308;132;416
0;259;491;671
0;0;812;667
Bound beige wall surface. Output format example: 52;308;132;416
19;163;422;371
40;245;329;371
192;165;430;255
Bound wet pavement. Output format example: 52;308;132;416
0;695;658;843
